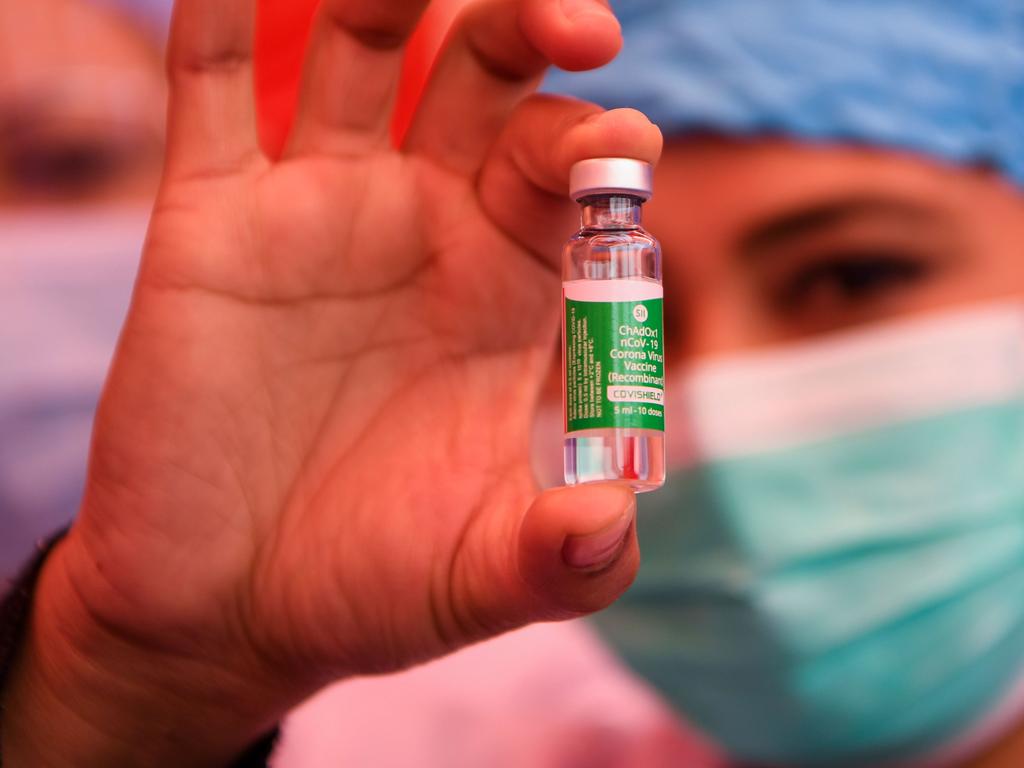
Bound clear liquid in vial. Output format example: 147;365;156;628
565;429;666;493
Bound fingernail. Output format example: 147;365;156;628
561;0;613;21
562;512;633;571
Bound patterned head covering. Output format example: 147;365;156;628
545;0;1024;185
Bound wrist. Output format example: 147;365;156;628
1;539;287;768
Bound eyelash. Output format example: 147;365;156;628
774;249;934;310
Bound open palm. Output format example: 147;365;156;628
23;0;660;762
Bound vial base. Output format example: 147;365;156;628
564;429;665;493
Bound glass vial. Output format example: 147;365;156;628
563;158;665;493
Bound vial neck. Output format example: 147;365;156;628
580;195;643;230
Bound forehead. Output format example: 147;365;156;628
0;0;160;82
648;137;1002;241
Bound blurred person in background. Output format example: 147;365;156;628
276;1;1024;767
557;4;1024;765
554;2;1024;765
0;0;167;575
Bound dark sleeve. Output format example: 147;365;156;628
0;530;66;698
228;730;281;768
0;530;280;768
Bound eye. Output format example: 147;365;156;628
4;138;125;200
774;250;933;312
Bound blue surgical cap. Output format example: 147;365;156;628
544;0;1024;186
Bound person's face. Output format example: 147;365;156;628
0;0;165;209
650;137;1024;361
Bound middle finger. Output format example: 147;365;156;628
285;0;431;157
402;0;622;175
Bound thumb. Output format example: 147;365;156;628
450;483;639;643
519;483;640;616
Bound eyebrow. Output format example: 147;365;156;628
0;71;164;130
739;196;950;259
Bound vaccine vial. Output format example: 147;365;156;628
563;158;665;493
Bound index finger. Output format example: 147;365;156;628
402;0;622;174
478;96;664;264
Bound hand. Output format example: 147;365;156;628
2;0;660;765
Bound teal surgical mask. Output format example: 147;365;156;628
593;304;1024;767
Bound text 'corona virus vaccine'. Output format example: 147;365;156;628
563;158;665;492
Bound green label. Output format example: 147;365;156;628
565;298;665;433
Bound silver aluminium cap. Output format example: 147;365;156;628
569;157;653;202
